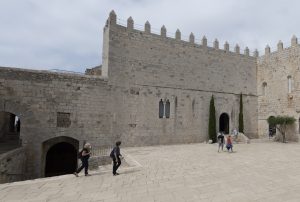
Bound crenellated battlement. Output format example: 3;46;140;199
261;35;299;57
106;10;258;58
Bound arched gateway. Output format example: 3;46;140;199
219;113;230;134
43;136;79;177
0;111;21;153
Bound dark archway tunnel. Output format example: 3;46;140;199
45;142;77;177
219;113;230;134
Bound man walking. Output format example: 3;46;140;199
217;132;225;152
110;141;123;176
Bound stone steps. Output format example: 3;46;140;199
0;141;21;155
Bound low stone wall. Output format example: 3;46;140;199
0;147;26;184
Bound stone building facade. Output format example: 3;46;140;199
257;37;300;141
0;10;298;180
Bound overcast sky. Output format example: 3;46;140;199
0;0;299;72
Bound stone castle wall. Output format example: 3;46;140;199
0;11;260;179
257;39;300;140
0;67;114;178
0;147;26;183
104;11;258;145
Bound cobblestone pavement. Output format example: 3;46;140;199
1;142;300;202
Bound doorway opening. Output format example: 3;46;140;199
0;111;21;154
45;142;77;177
219;113;230;134
269;116;276;137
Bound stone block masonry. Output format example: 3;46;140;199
257;38;300;140
0;67;113;179
0;147;26;183
103;11;258;146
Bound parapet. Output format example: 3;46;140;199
106;10;259;57
189;33;195;43
261;36;299;57
213;39;219;49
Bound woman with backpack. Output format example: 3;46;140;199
110;141;123;176
74;142;92;177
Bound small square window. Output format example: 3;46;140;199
57;112;71;128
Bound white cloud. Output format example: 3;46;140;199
0;0;299;72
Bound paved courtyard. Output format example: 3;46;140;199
1;142;300;202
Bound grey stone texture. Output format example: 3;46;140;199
0;67;112;179
0;147;26;183
257;37;300;140
104;17;258;148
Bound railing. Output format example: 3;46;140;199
48;69;85;75
91;146;114;157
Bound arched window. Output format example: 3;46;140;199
288;76;292;93
262;82;267;96
159;99;164;118
192;99;196;118
165;100;170;118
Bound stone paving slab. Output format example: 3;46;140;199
1;142;300;201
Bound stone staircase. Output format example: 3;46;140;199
233;133;250;144
0;140;21;155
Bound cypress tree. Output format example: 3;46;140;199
239;93;244;133
208;95;217;143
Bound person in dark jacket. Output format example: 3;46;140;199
110;141;122;176
217;132;225;152
74;143;92;177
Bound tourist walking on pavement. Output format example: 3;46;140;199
110;141;123;176
74;142;92;177
217;131;225;152
226;135;233;152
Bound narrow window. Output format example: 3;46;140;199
262;82;267;96
288;76;292;93
165;100;170;118
159;99;164;118
192;99;196;118
299;117;300;134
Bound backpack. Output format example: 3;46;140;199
110;147;115;158
77;149;83;159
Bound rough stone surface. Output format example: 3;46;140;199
0;67;112;179
0;147;26;183
257;43;300;140
1;143;300;202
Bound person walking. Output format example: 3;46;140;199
74;142;92;177
110;141;123;176
226;135;233;152
217;132;225;152
232;128;238;140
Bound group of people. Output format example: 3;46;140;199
74;141;123;177
74;128;239;177
217;128;238;153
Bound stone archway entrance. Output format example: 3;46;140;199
45;142;77;177
269;116;276;137
219;113;230;134
0;111;21;154
43;136;79;177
